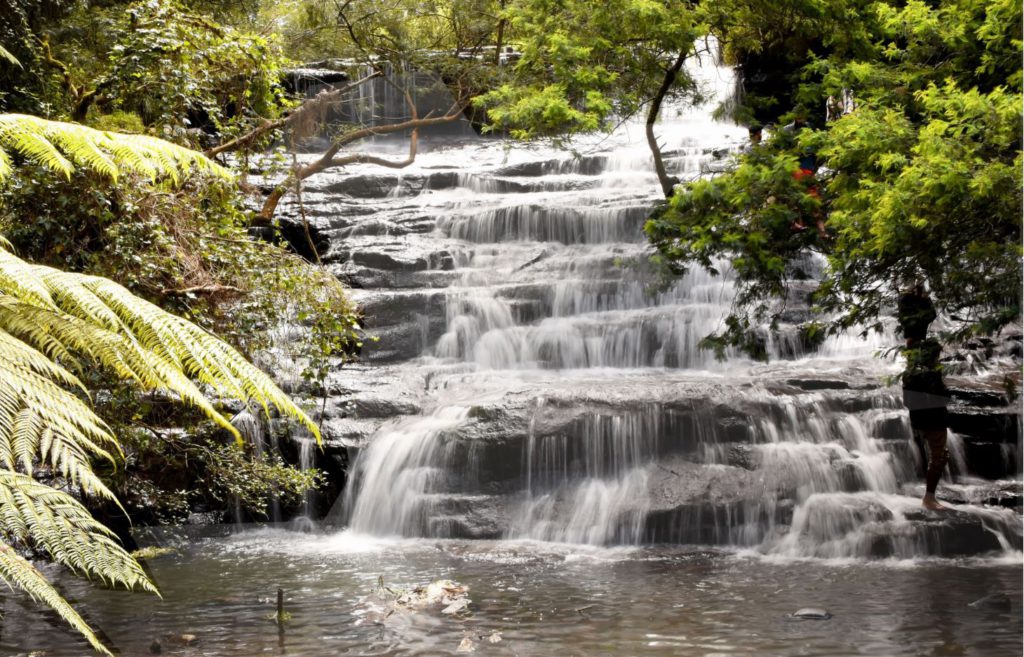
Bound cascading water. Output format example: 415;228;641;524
275;47;1024;559
343;406;473;536
510;410;656;544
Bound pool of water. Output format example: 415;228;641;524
3;528;1020;656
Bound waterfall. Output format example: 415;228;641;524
321;43;1021;558
291;61;477;144
230;409;266;524
509;411;657;544
344;407;473;537
232;409;266;454
296;437;317;525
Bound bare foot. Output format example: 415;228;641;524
922;495;947;511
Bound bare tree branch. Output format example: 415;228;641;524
255;82;467;222
161;284;244;296
204;70;383;157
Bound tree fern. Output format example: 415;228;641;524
0;320;119;500
0;544;114;656
0;45;19;67
0;472;153;590
0;114;321;653
0;249;320;439
0;114;227;183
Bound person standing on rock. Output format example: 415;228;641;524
743;123;763;153
897;284;950;510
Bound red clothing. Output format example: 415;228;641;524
792;167;820;198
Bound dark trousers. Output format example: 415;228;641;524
905;389;949;495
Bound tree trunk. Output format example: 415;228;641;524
494;0;508;66
647;51;689;198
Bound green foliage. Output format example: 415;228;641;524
0;113;227;182
299;287;363;396
7;0;289;146
0;113;329;653
478;0;699;137
0;467;156;655
0;245;320;439
98;0;288;135
273;0;503;62
0;111;361;545
259;0;702;139
204;443;324;515
700;0;879;124
100;421;326;524
87;110;146;134
0;471;153;592
648;0;1022;356
0;165;360;360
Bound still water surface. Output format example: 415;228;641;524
2;528;1020;656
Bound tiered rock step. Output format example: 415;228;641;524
263;137;1021;558
317;370;1022;557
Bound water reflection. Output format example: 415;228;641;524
1;531;1019;657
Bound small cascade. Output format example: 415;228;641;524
343;407;473;537
512;469;650;545
509;412;658;544
298;437;317;517
296;62;477;143
232;409;266;455
230;409;266;524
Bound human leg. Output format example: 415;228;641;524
921;428;949;510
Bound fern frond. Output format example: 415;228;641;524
0;45;19;67
0;472;152;592
2;125;74;178
0;471;159;655
0;327;118;499
0;113;314;655
0;543;112;656
0;247;320;441
0;114;228;183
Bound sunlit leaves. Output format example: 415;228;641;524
648;0;1022;355
0;115;318;653
0;114;228;184
479;0;698;137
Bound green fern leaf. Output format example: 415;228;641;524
0;543;113;656
0;248;320;441
0;113;317;655
0;45;18;67
0;472;153;592
0;114;228;183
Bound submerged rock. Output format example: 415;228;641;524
967;593;1013;612
130;546;178;560
792;608;832;620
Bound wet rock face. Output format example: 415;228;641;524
260;68;1020;559
282;65;349;95
944;369;1023;479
